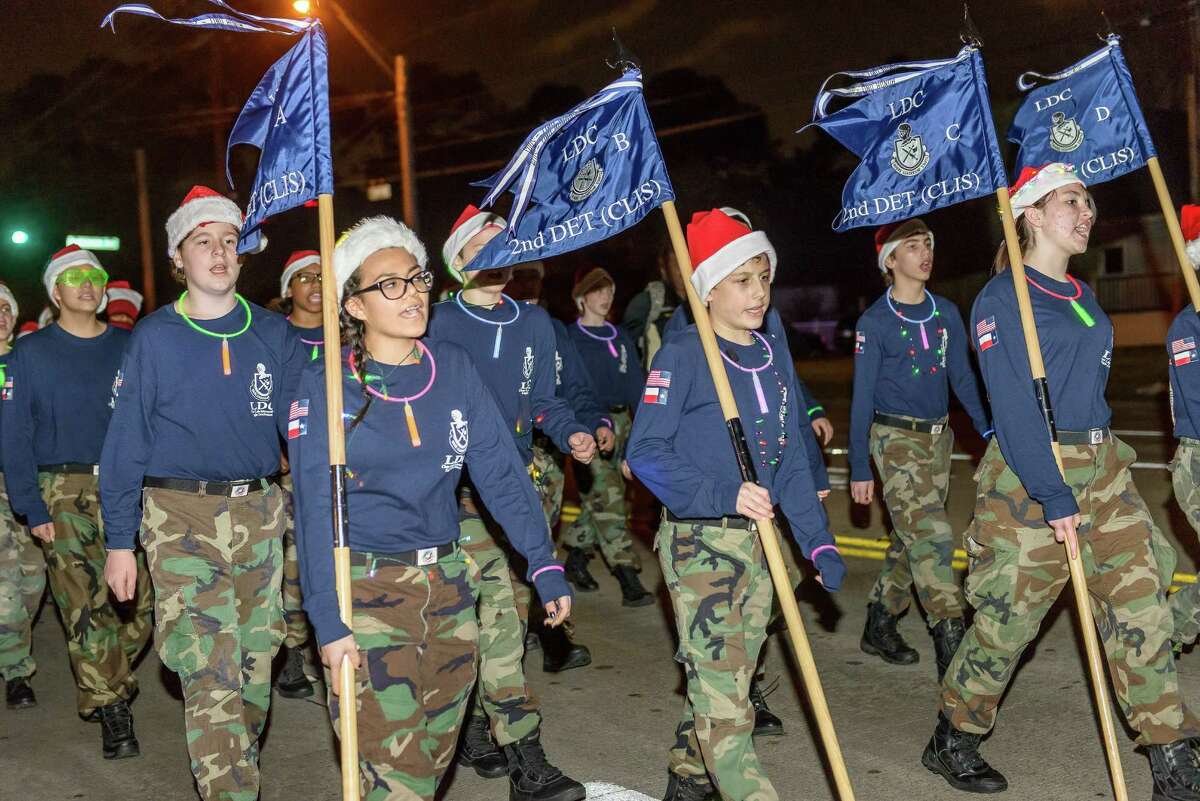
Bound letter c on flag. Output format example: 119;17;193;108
945;123;961;142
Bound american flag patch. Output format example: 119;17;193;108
976;317;997;351
854;331;865;355
643;386;668;406
1;376;11;401
287;399;309;439
1173;336;1197;367
646;370;671;388
289;400;309;420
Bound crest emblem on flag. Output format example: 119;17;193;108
1049;111;1084;153
1173;336;1197;367
890;123;930;177
569;158;605;203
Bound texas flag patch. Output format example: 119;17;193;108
643;370;671;405
854;331;865;355
1173;336;1198;367
1;376;11;401
976;317;997;352
287;399;309;439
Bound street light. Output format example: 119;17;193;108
10;230;28;245
292;0;312;15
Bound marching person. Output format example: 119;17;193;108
565;266;653;606
849;218;991;681
627;209;846;801
1;245;151;758
291;216;574;801
0;281;45;710
274;248;325;699
105;280;144;331
430;205;593;801
623;240;686;368
100;186;304;801
923;164;1200;799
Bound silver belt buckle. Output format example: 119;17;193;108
931;423;945;436
1089;428;1104;445
417;547;438;566
231;483;250;498
92;465;100;476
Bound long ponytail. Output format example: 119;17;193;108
340;271;374;432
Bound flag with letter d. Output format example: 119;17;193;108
803;47;1007;232
1008;35;1155;187
467;70;675;270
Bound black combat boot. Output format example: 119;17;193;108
1148;739;1200;801
540;623;591;673
749;677;783;737
662;770;718;800
503;729;586;801
525;628;541;652
97;699;140;760
275;645;315;699
456;713;508;779
614;564;653;607
5;676;36;710
931;617;967;683
921;712;1007;793
860;602;919;665
563;546;598;591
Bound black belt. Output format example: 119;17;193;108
1057;428;1110;446
144;474;281;498
38;463;99;476
664;510;755;531
873;413;947;435
349;542;458;570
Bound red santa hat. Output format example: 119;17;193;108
441;204;506;282
1181;205;1200;268
333;216;427;303
43;245;108;311
280;250;322;298
165;185;264;259
0;281;18;324
105;280;143;328
686;209;776;301
1010;162;1086;221
16;321;38;339
875;218;934;273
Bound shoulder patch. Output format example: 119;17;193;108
287;399;310;439
1173;336;1197;367
976;317;997;351
854;331;866;355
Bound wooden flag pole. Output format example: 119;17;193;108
316;193;361;801
661;200;856;801
1147;157;1200;311
994;187;1128;801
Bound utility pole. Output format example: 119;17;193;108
134;148;157;311
394;55;416;229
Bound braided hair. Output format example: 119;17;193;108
340;271;374;432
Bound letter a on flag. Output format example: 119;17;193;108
1008;35;1155;187
467;70;675;270
802;47;1007;232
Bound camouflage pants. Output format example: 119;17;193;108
459;509;541;746
1168;439;1200;644
942;437;1198;745
564;409;638;570
657;519;777;801
280;475;310;649
530;440;565;531
0;475;45;681
39;471;152;715
866;420;964;622
328;551;480;801
142;484;286;801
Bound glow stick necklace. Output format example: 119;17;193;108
177;293;252;376
885;288;938;350
1025;273;1096;327
288;316;323;361
348;342;435;447
455;292;520;358
720;331;774;415
575;319;620;357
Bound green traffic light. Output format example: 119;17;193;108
10;230;29;245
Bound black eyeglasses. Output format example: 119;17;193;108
351;270;434;300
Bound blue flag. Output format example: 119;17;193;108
803;47;1007;232
468;70;674;270
103;2;331;254
226;25;333;254
1008;35;1155;186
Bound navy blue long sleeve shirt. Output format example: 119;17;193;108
1;325;130;528
293;322;325;363
100;300;305;549
567;320;645;410
549;317;607;433
849;292;991;481
626;326;833;558
1168;308;1200;440
427;296;588;464
289;343;571;646
971;268;1113;522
